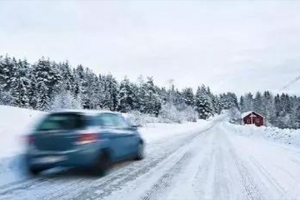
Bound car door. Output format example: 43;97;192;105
97;113;129;160
112;115;139;157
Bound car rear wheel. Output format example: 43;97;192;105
92;153;111;176
135;143;144;160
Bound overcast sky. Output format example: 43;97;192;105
0;1;300;95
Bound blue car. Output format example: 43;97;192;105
25;110;144;176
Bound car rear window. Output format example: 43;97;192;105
36;113;86;131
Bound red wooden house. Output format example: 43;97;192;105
241;111;265;127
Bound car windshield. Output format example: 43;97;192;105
36;113;85;131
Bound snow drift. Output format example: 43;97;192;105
227;122;300;148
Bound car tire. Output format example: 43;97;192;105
28;167;44;176
135;143;144;160
92;153;111;176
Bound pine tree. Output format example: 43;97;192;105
212;95;221;114
11;59;31;107
74;65;88;108
195;86;213;119
33;57;60;110
0;56;15;92
240;96;245;112
243;93;254;112
117;77;135;112
262;91;275;124
136;76;147;113
143;77;161;116
36;81;50;111
57;61;74;91
182;88;194;107
253;92;264;114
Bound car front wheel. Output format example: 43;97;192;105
135;143;144;160
28;167;45;176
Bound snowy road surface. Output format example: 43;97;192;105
2;120;300;199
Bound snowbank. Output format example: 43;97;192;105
0;106;44;185
0;105;44;158
226;122;300;147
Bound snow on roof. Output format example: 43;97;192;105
241;111;264;118
241;111;252;118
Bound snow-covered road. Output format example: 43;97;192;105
2;119;300;200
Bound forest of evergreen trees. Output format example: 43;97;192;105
0;55;299;128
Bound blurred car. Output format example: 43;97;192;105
25;110;144;176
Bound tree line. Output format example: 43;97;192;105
0;55;299;128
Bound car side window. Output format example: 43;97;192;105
97;113;130;128
112;115;130;128
97;114;116;127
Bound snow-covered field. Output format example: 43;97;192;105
2;106;300;199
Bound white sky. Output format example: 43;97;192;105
0;1;300;95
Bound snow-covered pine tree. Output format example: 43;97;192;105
240;96;245;112
253;92;264;114
262;91;275;124
117;77;134;113
242;93;254;112
0;56;15;92
36;81;50;111
212;95;221;114
206;87;216;116
289;96;300;128
130;82;140;111
27;69;38;109
182;87;194;107
143;77;161;116
10;59;31;107
170;89;183;111
57;61;74;91
195;86;214;119
84;68;99;109
293;98;300;128
72;68;80;98
74;65;88;108
0;57;14;105
33;57;61;110
104;74;119;111
136;76;147;113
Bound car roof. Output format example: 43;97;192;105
50;109;121;116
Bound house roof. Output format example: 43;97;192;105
241;111;264;119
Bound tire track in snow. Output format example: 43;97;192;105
249;156;285;195
192;134;216;199
140;152;193;200
223;131;264;200
213;134;233;200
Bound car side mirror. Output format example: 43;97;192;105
131;124;141;130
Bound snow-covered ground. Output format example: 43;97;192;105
2;106;300;199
